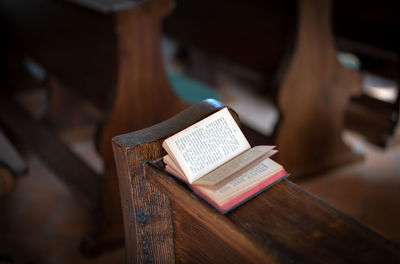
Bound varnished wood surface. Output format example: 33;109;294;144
113;99;238;148
113;99;239;263
146;162;280;263
146;161;400;263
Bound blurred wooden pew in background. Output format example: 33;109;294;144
0;0;186;256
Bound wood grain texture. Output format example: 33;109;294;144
126;144;175;263
276;0;363;178
172;202;278;263
112;100;238;263
114;99;400;263
145;163;281;263
146;160;400;263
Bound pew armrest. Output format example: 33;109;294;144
113;99;400;263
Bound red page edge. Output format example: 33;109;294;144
193;169;289;214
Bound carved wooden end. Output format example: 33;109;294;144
112;99;237;263
276;0;363;178
113;100;400;263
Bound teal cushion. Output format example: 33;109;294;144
168;72;221;104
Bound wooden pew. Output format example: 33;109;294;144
275;0;363;178
0;0;186;256
170;0;364;179
164;0;399;176
113;99;400;263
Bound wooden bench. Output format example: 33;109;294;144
165;0;368;179
113;99;400;263
165;0;400;175
0;0;186;255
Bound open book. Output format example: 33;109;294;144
162;107;288;213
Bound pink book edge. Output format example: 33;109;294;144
193;169;288;214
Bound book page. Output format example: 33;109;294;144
194;146;277;187
165;165;187;182
163;155;187;182
195;158;283;205
163;108;250;183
